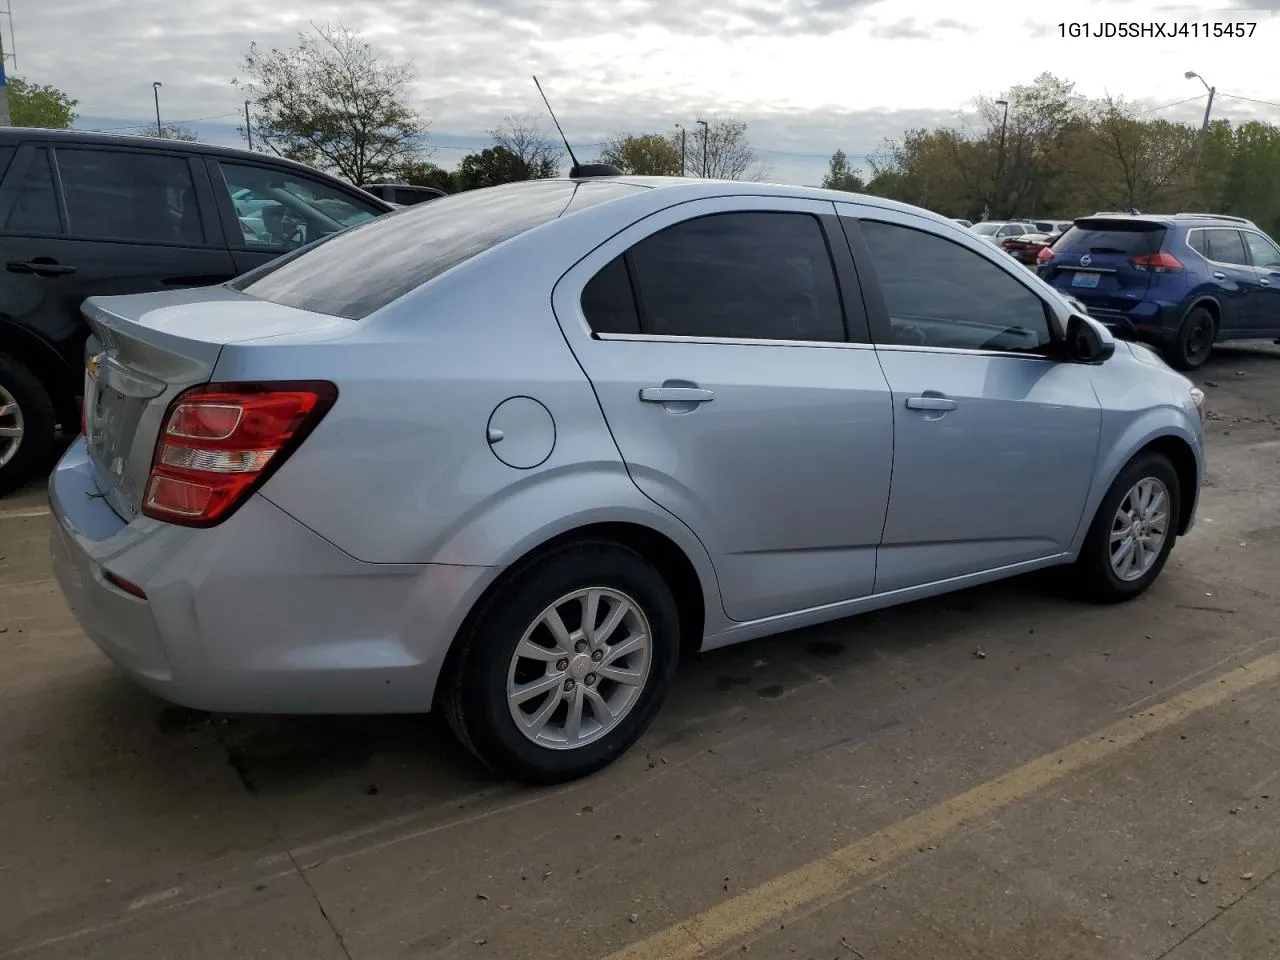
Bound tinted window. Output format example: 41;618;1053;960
623;212;845;342
859;220;1051;353
0;146;15;181
1243;232;1280;270
55;148;202;244
235;180;645;320
1204;228;1249;265
1188;231;1208;257
4;148;60;234
220;162;382;251
1055;221;1165;258
581;255;640;334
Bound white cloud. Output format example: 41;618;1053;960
14;0;1279;184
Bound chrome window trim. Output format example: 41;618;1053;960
594;331;1056;361
1240;229;1280;269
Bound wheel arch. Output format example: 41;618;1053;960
1182;296;1220;336
1073;419;1202;554
431;519;712;707
0;318;81;427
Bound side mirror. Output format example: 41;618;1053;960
1064;313;1115;364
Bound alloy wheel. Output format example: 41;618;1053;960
506;586;652;750
1109;477;1170;582
0;384;24;470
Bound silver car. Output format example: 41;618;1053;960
50;177;1206;784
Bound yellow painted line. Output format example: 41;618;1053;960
605;649;1280;960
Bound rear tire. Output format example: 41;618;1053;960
1165;307;1215;371
441;540;680;784
1072;452;1181;604
0;353;56;497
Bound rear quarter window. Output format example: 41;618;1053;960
233;179;644;319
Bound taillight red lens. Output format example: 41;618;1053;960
1036;246;1055;263
142;381;336;527
1130;252;1184;273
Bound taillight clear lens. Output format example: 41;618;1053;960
142;381;336;527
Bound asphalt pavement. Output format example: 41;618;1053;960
3;344;1280;959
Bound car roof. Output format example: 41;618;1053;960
0;126;383;197
1075;212;1258;229
577;175;958;228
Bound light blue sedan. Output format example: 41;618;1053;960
50;176;1205;783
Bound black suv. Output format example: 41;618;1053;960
0;129;394;494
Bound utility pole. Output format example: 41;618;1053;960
0;20;11;127
244;99;253;150
696;119;708;178
994;98;1009;218
152;81;163;137
675;123;686;176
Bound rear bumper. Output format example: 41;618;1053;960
1070;300;1182;345
49;437;495;714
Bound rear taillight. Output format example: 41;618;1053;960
142;381;336;527
1036;246;1055;264
1130;252;1184;273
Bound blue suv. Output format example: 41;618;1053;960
1037;212;1280;370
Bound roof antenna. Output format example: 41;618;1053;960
532;75;622;179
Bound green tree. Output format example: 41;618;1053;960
599;133;684;176
398;160;456;193
7;77;78;129
456;145;537;190
820;149;865;192
236;22;428;185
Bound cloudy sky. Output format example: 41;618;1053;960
14;0;1280;184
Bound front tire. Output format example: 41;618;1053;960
441;540;680;784
1073;452;1180;603
0;353;57;497
1165;307;1215;371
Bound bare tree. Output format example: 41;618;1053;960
236;22;429;185
689;116;769;181
490;114;564;178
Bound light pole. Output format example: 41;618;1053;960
244;99;253;151
152;81;163;137
994;98;1009;218
674;122;686;176
695;119;708;178
1185;70;1216;133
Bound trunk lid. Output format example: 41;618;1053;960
1041;218;1168;312
82;286;348;521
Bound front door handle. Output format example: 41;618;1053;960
1261;277;1272;286
1212;271;1227;281
906;396;958;411
639;387;715;404
6;259;76;277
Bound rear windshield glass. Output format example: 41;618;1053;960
232;179;646;319
1055;220;1166;257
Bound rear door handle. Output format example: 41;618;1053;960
1212;271;1227;281
906;396;958;411
639;387;715;404
6;259;76;277
1261;277;1272;286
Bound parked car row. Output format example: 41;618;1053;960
0;128;398;494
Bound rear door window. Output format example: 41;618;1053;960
581;255;641;335
621;211;846;342
235;179;645;320
3;147;62;234
217;162;384;252
55;148;204;245
1203;228;1249;265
